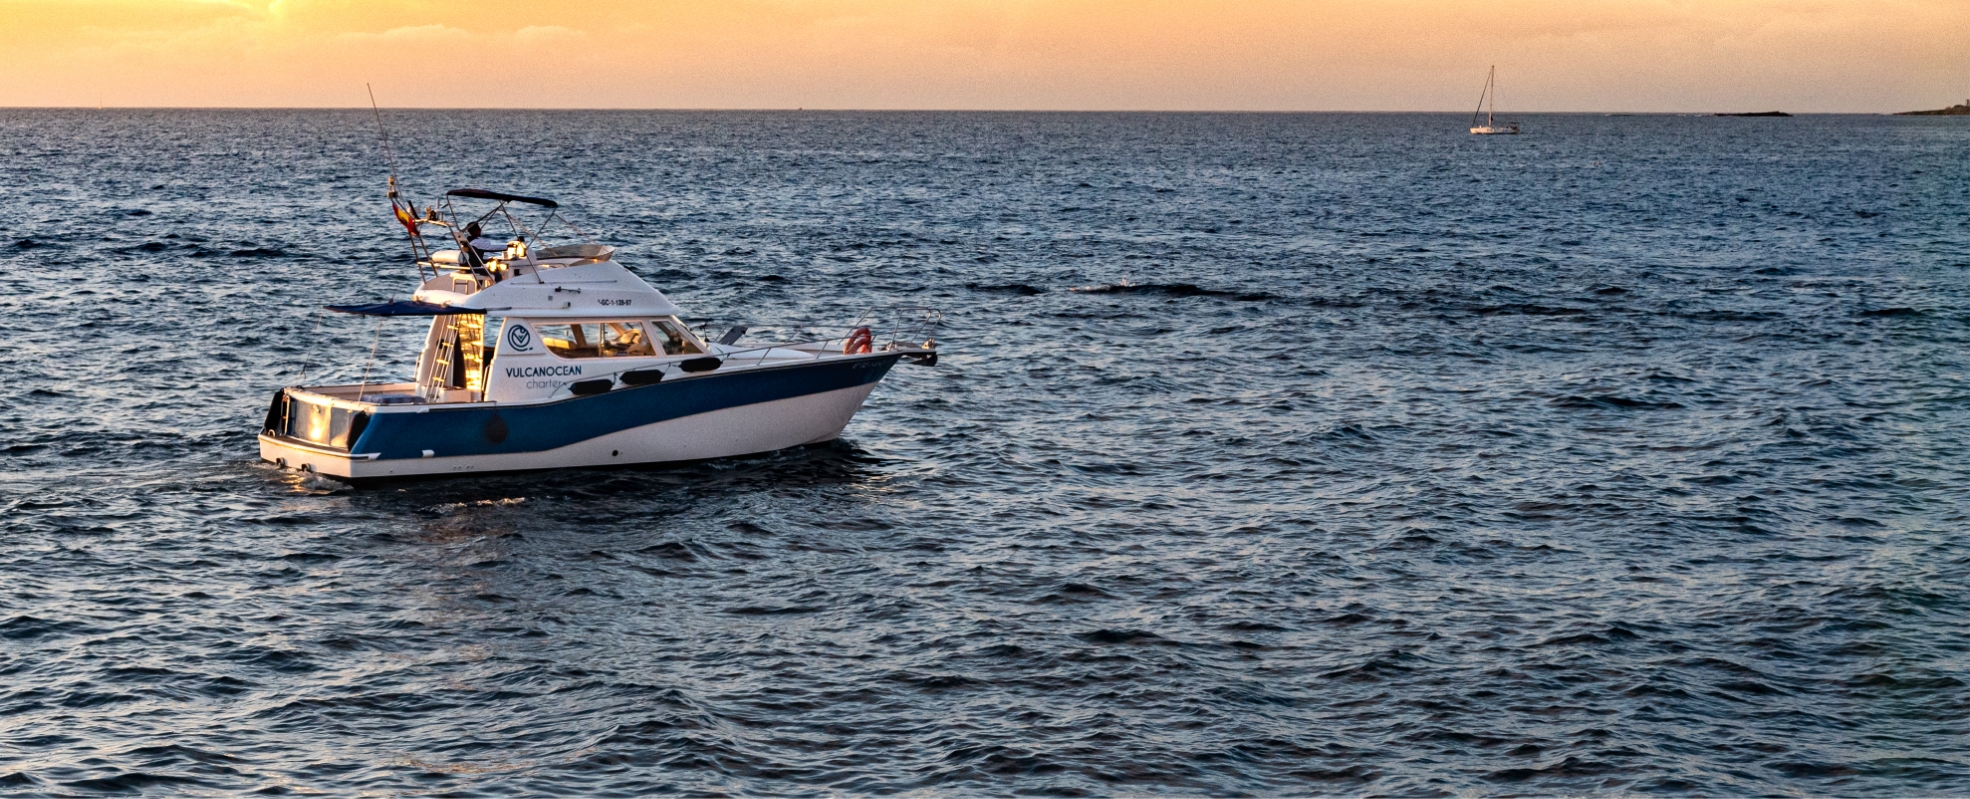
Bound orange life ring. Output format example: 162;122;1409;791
843;327;873;355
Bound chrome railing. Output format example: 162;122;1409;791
690;305;941;367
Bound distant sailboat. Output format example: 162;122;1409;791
1469;66;1520;135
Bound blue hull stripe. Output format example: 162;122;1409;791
349;354;900;460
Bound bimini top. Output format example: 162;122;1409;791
326;299;486;316
445;188;558;208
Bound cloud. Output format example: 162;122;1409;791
337;24;471;43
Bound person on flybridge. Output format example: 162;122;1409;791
457;221;507;270
464;221;504;253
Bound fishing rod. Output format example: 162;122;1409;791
367;84;437;276
367;83;403;183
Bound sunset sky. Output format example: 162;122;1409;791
1;0;1964;111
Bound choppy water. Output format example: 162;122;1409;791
2;110;1968;795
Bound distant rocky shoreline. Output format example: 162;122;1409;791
1897;102;1970;116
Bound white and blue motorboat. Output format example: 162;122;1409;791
260;188;937;483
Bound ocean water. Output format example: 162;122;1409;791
2;110;1967;795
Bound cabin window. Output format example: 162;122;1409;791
651;318;703;355
481;317;504;350
537;321;658;359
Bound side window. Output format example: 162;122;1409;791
537;323;599;358
601;321;655;357
536;321;658;359
651;319;703;355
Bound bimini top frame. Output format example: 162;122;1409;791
377;185;597;284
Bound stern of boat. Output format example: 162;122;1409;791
257;384;413;480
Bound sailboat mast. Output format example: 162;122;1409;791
1487;66;1496;126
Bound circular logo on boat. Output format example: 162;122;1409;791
505;323;534;352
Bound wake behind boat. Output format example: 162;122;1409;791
259;187;938;484
1470;66;1520;135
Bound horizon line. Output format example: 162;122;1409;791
0;106;1920;115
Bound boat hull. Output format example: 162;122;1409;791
259;353;901;483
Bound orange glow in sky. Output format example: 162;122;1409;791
2;0;1964;111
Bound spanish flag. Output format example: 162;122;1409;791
393;202;418;237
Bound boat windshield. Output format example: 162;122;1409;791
650;318;703;355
